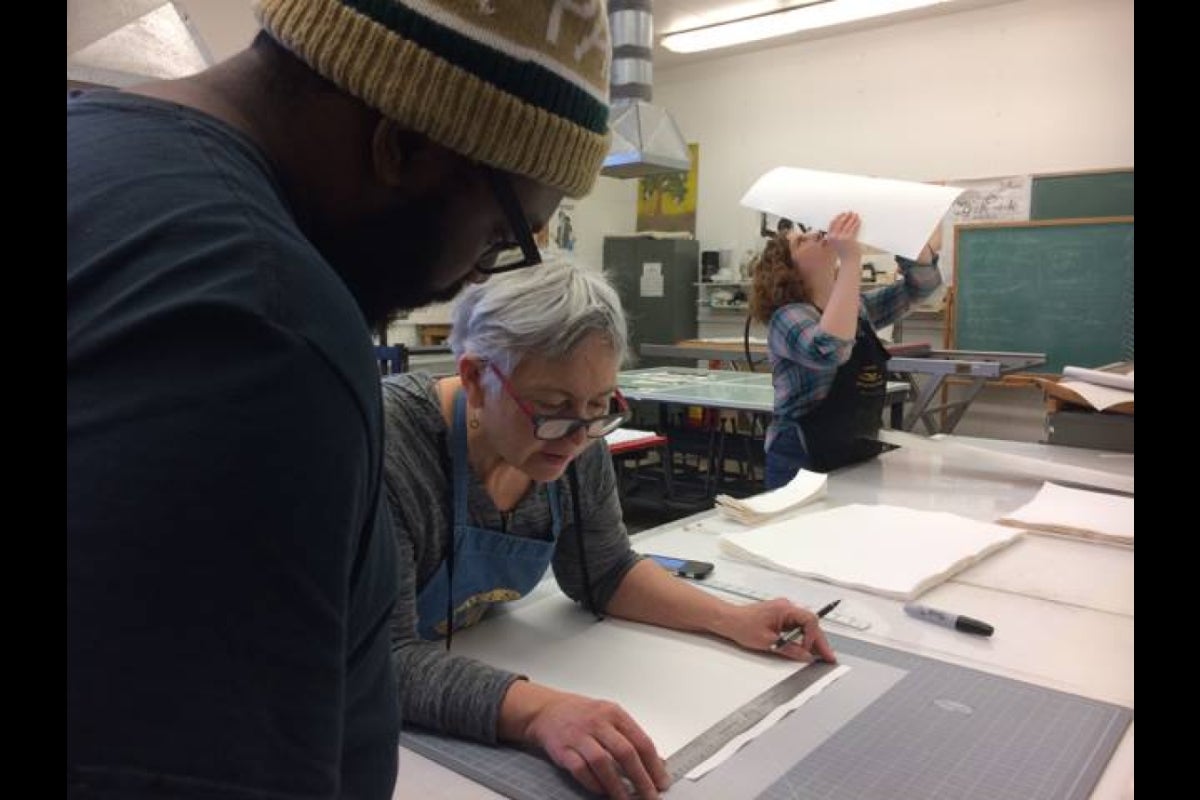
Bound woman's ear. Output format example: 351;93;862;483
458;356;488;410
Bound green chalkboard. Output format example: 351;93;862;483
1031;171;1133;220
952;218;1134;374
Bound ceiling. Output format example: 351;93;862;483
651;0;1016;70
69;1;1019;84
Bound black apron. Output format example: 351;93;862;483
797;316;889;472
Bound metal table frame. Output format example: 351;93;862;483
888;349;1046;433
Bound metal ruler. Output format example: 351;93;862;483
687;576;871;631
664;660;842;782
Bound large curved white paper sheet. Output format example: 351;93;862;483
740;166;964;260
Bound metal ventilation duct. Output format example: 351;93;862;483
601;0;691;178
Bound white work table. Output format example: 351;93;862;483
394;436;1134;800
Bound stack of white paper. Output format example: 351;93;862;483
1059;365;1134;411
604;428;661;448
719;503;1022;600
715;469;828;524
997;482;1134;547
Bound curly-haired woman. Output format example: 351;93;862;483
750;212;942;486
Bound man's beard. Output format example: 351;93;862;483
306;192;474;329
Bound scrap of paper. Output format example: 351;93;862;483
685;665;852;780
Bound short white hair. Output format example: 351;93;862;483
449;260;629;386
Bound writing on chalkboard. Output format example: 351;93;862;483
949;177;1031;221
952;218;1133;374
938;175;1032;287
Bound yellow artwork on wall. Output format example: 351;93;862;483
636;143;699;233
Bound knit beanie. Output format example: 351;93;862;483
255;0;612;198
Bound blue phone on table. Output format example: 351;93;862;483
647;553;714;579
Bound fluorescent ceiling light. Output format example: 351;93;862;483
661;0;952;54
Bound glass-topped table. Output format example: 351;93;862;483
618;367;909;419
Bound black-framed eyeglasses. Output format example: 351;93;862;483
475;167;543;275
489;363;631;440
772;222;825;245
798;229;827;244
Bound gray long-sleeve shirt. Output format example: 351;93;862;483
382;372;642;743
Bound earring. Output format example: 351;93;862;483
469;416;480;429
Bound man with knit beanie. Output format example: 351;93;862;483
68;2;611;798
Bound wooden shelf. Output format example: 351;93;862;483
416;323;452;346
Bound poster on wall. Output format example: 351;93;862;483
549;201;575;253
939;175;1032;284
635;143;699;234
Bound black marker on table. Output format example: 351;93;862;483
904;603;994;637
770;599;841;651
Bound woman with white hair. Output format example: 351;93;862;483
383;261;836;800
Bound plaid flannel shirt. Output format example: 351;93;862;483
766;256;942;448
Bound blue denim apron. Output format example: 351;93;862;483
415;391;561;640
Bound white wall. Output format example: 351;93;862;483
564;175;639;273
642;0;1133;260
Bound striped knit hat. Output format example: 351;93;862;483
255;0;612;198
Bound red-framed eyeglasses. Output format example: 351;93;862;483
489;363;631;440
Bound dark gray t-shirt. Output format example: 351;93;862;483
68;91;399;799
383;372;642;743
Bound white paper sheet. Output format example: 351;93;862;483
684;664;851;780
1062;365;1134;392
699;336;768;344
875;429;1134;495
740;167;964;259
998;482;1134;546
446;594;808;758
1058;380;1134;411
719;504;1021;600
954;535;1134;615
640;262;663;297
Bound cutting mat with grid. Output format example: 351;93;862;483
754;635;1131;800
400;633;1131;800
